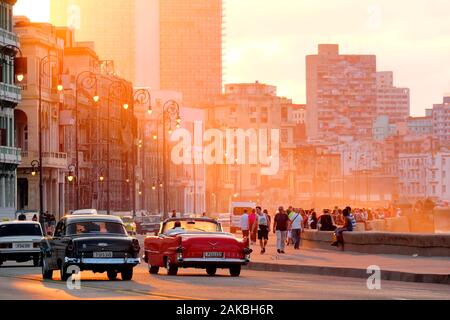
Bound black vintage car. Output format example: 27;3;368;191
40;215;140;281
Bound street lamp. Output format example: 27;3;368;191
161;100;181;219
30;160;39;177
67;164;76;211
106;79;132;214
38;54;63;229
133;88;152;215
0;45;26;84
74;70;99;210
67;167;75;183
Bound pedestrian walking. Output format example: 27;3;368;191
18;212;26;221
273;206;290;254
249;209;257;245
256;206;269;254
171;210;177;218
290;209;303;250
240;210;250;240
32;214;38;222
286;208;293;246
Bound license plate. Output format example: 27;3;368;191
93;251;113;258
204;252;224;258
13;243;32;249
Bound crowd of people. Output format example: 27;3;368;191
239;206;360;254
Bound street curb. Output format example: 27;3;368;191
244;262;450;285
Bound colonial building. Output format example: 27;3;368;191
14;17;68;218
0;0;21;218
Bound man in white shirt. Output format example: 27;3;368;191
290;209;303;250
240;210;250;239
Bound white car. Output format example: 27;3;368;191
0;221;43;266
70;209;98;215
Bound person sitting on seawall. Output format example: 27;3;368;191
308;211;318;230
331;207;353;247
317;209;337;232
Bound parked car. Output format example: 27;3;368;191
0;221;43;266
121;216;137;235
136;215;161;235
70;209;98;215
40;215;140;281
143;217;252;277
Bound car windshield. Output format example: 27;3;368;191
122;217;133;223
67;221;127;235
0;224;42;237
163;220;220;234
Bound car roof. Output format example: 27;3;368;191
63;215;123;223
0;221;42;226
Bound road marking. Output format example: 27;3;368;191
0;274;201;300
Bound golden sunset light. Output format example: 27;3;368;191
1;0;449;304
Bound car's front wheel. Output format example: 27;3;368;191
33;256;40;267
121;267;133;281
107;270;118;280
41;256;53;280
229;265;241;277
206;267;217;276
166;258;178;276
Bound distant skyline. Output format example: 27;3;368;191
14;0;450;116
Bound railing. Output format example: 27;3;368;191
0;28;19;47
20;150;68;168
0;146;21;164
0;83;21;104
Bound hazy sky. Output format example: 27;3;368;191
14;0;450;116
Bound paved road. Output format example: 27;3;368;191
0;261;449;300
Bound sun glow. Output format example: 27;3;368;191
14;0;50;22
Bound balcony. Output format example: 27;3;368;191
20;151;68;169
0;83;21;104
0;146;21;165
0;28;19;47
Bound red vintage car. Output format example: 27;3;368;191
143;218;252;277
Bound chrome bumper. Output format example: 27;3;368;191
65;257;140;264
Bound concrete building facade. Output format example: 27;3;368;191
432;96;450;147
376;71;410;124
306;44;377;140
50;0;223;107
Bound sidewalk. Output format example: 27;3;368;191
243;235;450;284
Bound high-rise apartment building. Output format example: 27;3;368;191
159;0;223;106
432;96;450;147
306;44;377;140
50;0;136;83
376;71;410;124
0;0;22;217
50;0;223;106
